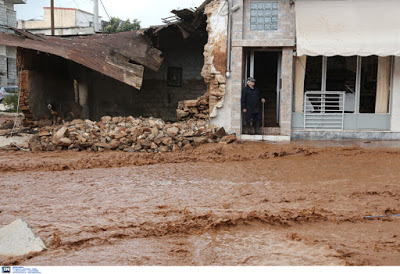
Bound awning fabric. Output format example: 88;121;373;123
295;0;400;56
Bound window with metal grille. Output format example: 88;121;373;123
250;1;279;31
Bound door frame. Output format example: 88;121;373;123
245;48;283;126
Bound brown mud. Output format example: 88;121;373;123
1;141;400;265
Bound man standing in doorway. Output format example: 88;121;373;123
241;77;265;135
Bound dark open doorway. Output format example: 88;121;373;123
254;51;280;128
243;50;281;135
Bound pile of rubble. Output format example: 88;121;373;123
176;94;209;121
27;116;236;152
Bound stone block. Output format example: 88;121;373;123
52;127;69;144
219;134;236;144
0;219;46;256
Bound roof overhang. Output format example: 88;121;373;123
295;0;400;57
0;0;210;89
9;0;26;4
0;28;163;90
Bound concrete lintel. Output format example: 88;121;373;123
232;39;295;48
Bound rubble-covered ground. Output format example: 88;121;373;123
2;116;236;153
1;120;400;265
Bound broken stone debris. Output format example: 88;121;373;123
0;218;46;256
176;94;209;121
27;116;236;152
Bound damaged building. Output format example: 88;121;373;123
0;1;212;124
1;0;400;141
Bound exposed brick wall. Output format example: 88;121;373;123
18;49;78;123
18;69;35;124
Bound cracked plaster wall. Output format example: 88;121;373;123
201;0;228;120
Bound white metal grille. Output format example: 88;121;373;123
304;91;345;129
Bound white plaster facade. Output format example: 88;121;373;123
203;0;229;129
18;7;101;36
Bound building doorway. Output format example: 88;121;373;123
245;49;282;134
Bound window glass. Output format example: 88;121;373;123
360;56;378;113
326;56;357;92
302;55;390;115
250;1;279;31
326;56;357;112
304;56;322;91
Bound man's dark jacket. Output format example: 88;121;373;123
241;85;262;114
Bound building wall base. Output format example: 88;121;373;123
292;130;400;140
239;134;291;142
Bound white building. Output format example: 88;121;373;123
18;7;101;36
0;0;25;86
208;0;400;141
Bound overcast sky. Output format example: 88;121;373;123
15;0;205;28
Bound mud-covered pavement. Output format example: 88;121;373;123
1;141;400;266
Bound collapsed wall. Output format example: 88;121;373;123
177;0;228;122
140;26;208;122
17;48;82;126
16;30;208;124
201;0;228;118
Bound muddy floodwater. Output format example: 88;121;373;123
1;141;400;265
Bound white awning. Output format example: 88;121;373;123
295;0;400;56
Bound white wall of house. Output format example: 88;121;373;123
18;7;100;35
19;8;75;29
391;57;400;131
27;27;96;36
76;10;95;28
211;83;233;132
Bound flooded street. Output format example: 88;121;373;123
1;141;400;265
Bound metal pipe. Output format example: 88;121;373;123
226;0;232;78
50;0;55;36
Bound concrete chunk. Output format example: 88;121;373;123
0;219;46;256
